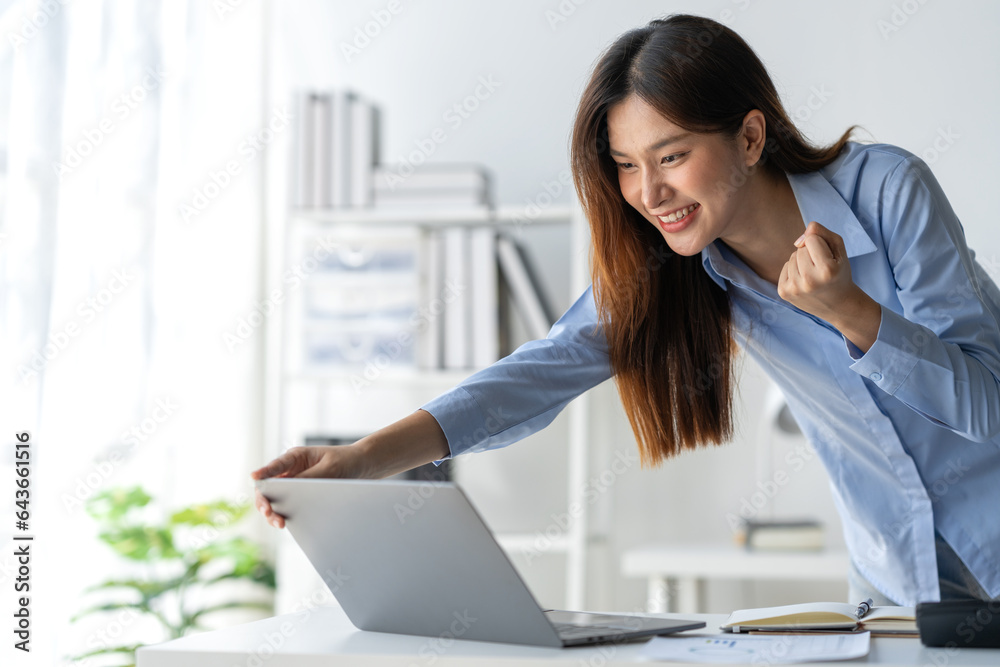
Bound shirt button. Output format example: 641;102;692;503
870;372;883;382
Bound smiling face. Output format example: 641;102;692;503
607;94;760;257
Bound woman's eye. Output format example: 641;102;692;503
616;153;686;170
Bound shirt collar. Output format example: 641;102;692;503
701;168;877;288
787;169;877;259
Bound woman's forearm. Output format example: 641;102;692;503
353;409;450;479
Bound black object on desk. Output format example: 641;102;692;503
916;600;1000;648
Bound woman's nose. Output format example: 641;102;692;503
641;171;672;211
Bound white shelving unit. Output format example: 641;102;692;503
271;202;600;610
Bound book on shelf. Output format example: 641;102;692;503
496;233;554;341
416;226;506;372
374;163;491;192
418;230;445;370
373;163;492;210
289;88;380;210
350;94;379;208
722;602;917;634
329;90;351;208
469;227;499;369
311;92;332;208
370;190;490;209
291;91;315;209
734;519;824;551
442;227;471;370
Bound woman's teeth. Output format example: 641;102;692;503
660;202;699;223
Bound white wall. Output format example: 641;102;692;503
269;0;1000;613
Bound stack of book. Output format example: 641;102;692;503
419;224;553;371
291;89;380;209
733;519;825;551
373;163;492;210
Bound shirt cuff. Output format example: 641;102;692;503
848;306;922;395
421;386;489;463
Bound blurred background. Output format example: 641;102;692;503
0;0;998;663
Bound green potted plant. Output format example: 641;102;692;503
70;486;276;666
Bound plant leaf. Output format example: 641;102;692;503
195;536;267;576
99;526;181;560
170;500;249;527
81;577;182;601
202;562;276;589
70;601;148;623
65;642;143;660
86;486;152;523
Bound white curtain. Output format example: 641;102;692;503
0;0;271;660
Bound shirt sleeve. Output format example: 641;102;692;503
421;284;613;459
848;155;1000;442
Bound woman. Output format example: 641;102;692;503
253;14;1000;607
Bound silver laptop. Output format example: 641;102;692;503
256;477;704;647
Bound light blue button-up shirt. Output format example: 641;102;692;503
422;142;1000;606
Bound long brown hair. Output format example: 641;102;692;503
570;14;857;467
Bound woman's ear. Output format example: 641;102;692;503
738;109;767;167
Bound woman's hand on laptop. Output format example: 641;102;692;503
251;444;366;528
250;409;450;528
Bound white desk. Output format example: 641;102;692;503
621;545;850;613
136;602;1000;666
